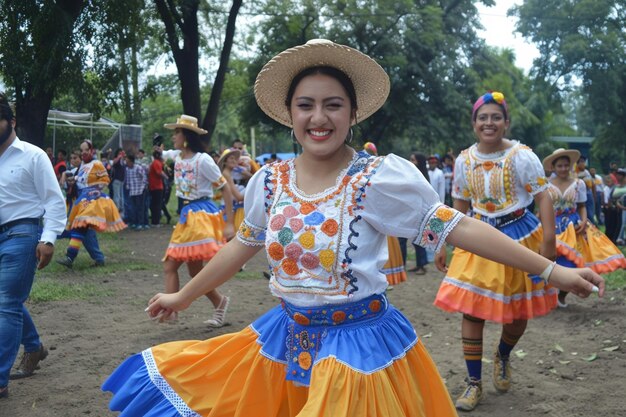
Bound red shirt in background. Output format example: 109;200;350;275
148;159;164;191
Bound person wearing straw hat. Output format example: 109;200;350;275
217;148;245;231
543;148;626;307
159;114;235;327
433;92;563;411
103;40;605;417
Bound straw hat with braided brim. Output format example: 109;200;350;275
254;39;390;128
164;114;208;135
542;148;581;172
217;148;241;170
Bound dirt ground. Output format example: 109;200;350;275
1;226;625;417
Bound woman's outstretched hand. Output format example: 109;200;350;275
146;292;191;323
548;265;605;298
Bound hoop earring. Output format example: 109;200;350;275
290;129;298;145
345;128;353;144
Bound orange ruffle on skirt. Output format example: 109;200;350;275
67;197;125;232
434;215;557;323
104;322;457;416
556;223;626;273
382;236;407;285
164;209;225;262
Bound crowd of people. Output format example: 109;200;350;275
0;39;624;416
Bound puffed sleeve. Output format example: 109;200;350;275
360;154;464;252
451;151;470;200
516;146;548;196
236;166;272;246
199;153;227;190
575;179;587;203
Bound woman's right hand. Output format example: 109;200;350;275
146;292;192;323
548;265;605;298
435;246;448;273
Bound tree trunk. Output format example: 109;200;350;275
131;41;141;123
154;0;201;119
15;95;54;146
202;0;243;144
9;0;86;148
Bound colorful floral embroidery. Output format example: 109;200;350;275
417;203;464;252
236;220;266;246
320;219;339;236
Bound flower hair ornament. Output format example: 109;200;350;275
472;91;508;121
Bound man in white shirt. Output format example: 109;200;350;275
0;93;66;399
428;155;446;203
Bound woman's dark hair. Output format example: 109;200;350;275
0;92;14;122
410;152;430;182
285;66;358;114
153;150;163;160
181;129;207;154
552;155;572;167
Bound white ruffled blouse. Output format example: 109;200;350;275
237;152;464;307
452;141;548;217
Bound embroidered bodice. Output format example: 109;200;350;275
174;152;226;200
76;160;109;190
547;179;586;214
237;152;464;307
452;141;548;217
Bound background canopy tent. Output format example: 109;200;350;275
48;110;142;155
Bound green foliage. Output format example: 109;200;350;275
513;0;626;166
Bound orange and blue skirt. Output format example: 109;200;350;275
102;294;457;416
67;188;125;232
434;210;558;323
164;199;225;262
381;236;407;285
554;210;626;273
233;201;245;231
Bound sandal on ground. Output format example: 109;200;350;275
204;296;230;328
415;267;427;275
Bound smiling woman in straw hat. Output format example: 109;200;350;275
159;114;235;327
103;40;605;417
543;148;626;307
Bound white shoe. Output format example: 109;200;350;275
204;296;230;328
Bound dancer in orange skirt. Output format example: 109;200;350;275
56;140;125;268
103;41;604;417
161;115;235;327
434;92;561;411
543;148;626;307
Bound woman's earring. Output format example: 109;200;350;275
345;128;354;144
183;140;188;148
290;129;298;144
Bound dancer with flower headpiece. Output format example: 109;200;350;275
434;92;560;411
543;148;626;307
103;44;603;417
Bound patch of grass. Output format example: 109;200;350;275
30;279;114;302
236;270;266;280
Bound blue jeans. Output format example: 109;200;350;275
0;222;41;388
58;228;104;262
586;190;595;224
397;238;429;268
